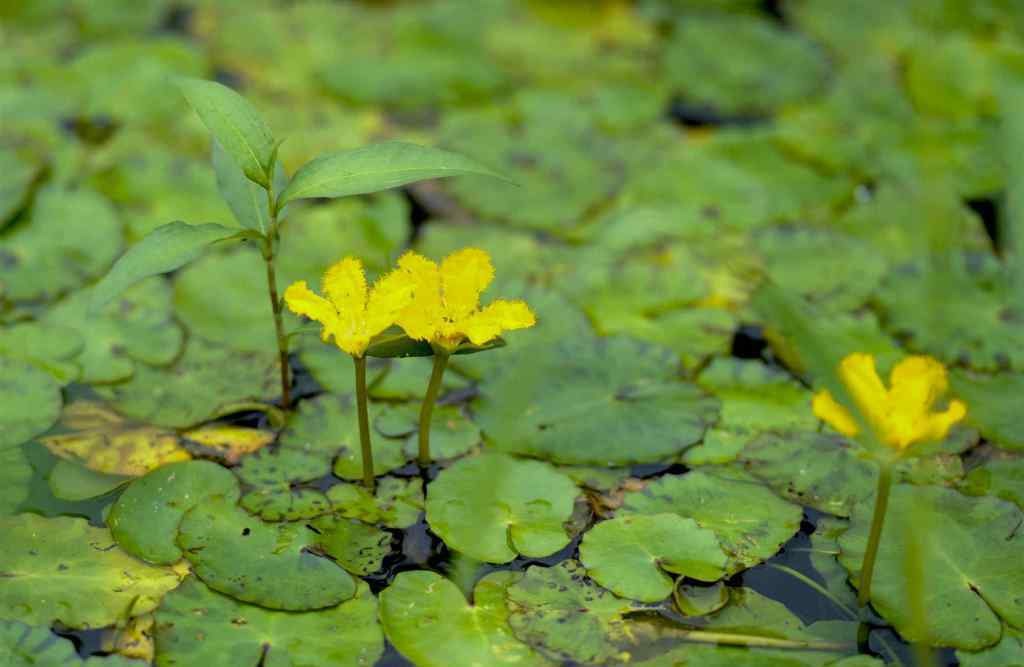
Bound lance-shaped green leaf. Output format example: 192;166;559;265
212;138;288;234
277;141;507;207
89;221;241;311
380;570;551;667
176;77;276;188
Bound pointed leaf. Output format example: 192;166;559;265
89;221;240;312
176;77;276;187
278;141;508;207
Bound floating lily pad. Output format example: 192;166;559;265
380;570;550;667
96;337;279;428
875;255;1024;371
402;406;479;461
739;431;968;517
155;576;384;667
0;322;83;385
369;357;471;401
0;356;62;450
622;469;802;573
0;443;35;516
236;448;331;522
47;459;129;501
40;401;190;476
0;149;39;228
963;450;1024;510
309;514;391;576
754;226;888;312
177;495;356;611
426;451;578;563
325;477;423;529
0;514;181;628
296;342;388;396
699;358;816;434
474;336;718;465
0;185;121;302
838;484;1024;649
597;307;738;371
108;460;241;565
957;625;1024;667
952;370;1024;450
505;560;637;664
180;424;275;464
580;513;728;602
43;277;183;385
0;620;145;667
279;394;409;480
673;580;729;617
664;13;828;115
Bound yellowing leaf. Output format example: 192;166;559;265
182;425;275;464
40;401;191;476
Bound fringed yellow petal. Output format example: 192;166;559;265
912;399;967;447
396;251;443;341
365;269;416;338
888;355;948;415
838;353;889;430
440;248;494;320
812;390;860;437
459;299;537;346
322;257;367;316
283;281;338;342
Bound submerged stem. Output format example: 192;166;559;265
671;629;851;652
354;355;374;491
418;352;450;465
858;462;893;607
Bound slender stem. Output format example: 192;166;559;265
858;462;893;606
354;355;374;491
263;240;291;410
765;563;857;620
418;352;450;465
670;629;851;652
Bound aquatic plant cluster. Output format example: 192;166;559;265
2;1;1024;667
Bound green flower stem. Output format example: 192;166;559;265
858;461;893;607
261;239;291;410
670;629;851;652
418;351;450;465
765;563;856;620
353;355;375;491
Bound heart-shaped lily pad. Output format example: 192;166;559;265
580;513;728;602
698;358;817;435
0;514;181;629
0;443;34;516
325;477;423;529
236;448;331;521
0;322;83;385
43;277;183;385
47;459;129;501
956;625;1024;667
952;370;1024;451
838;484;1024;649
108;460;241;564
426;451;578;563
0;356;62;450
308;514;391;576
0;185;122;302
369;356;471;401
621;468;802;574
474;336;718;465
40;401;191;476
505;560;637;665
1;619;145;667
963;450;1024;510
155;576;383;667
176;495;356;611
96;336;279;428
279;394;409;479
380;570;550;667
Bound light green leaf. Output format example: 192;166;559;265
324;477;423;530
0;356;62;450
212;138;285;234
838;485;1024;649
380;570;551;667
177;495;356;611
47;459;129;501
426;451;578;563
309;515;391;576
236;448;331;522
277;141;507;207
155;576;383;667
957;625;1024;667
176;77;275;188
1;620;145;667
90;221;241;311
108;460;241;565
0;514;181;629
0;322;83;385
952;370;1024;450
622;468;802;574
0;149;39;229
579;513;728;602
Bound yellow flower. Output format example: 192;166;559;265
283;257;413;357
395;248;536;351
812;352;967;450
